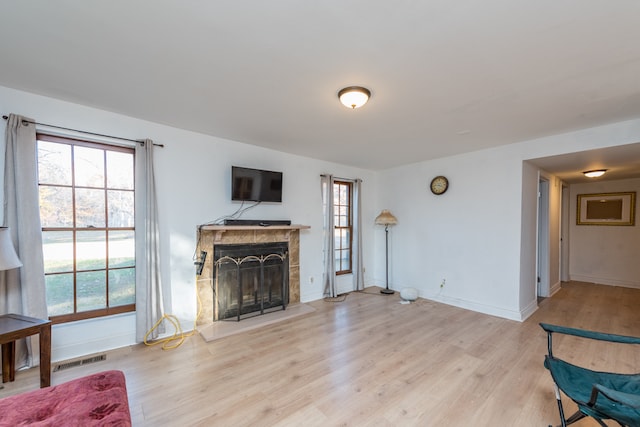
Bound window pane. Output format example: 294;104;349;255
107;151;134;190
77;270;106;312
334;229;342;249
335;249;350;272
42;231;73;273
338;206;348;226
342;229;351;249
108;190;134;227
74;146;104;187
77;230;106;270
333;185;341;205
339;186;348;204
76;188;106;227
342;251;350;271
45;273;74;316
340;205;349;220
38;141;71;185
39;186;73;227
109;230;135;268
109;268;135;306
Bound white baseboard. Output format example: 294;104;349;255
301;290;325;303
306;283;542;322
570;275;640;290
549;280;562;296
430;294;527;322
519;299;539;321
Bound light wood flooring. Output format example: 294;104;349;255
2;281;640;426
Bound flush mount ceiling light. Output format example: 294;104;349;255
583;169;607;178
338;86;371;109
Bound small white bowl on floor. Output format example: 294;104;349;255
400;287;418;302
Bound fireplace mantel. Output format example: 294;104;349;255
196;224;309;326
200;225;310;231
200;224;309;244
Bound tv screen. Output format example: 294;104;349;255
231;166;283;203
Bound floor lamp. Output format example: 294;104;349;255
375;210;397;295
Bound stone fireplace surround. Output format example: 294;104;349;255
196;224;309;327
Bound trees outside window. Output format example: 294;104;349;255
37;134;135;323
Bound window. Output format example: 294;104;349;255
37;134;136;323
333;180;352;275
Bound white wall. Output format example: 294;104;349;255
569;177;640;288
0;85;378;361
377;118;640;321
377;146;525;320
3;83;639;359
520;161;539;312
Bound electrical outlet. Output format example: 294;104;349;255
309;276;314;284
440;278;446;289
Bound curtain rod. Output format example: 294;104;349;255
320;174;363;182
2;115;164;147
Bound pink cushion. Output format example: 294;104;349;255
0;370;131;426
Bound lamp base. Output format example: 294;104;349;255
380;288;395;295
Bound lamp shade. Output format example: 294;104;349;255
0;227;22;270
375;209;398;226
338;86;371;109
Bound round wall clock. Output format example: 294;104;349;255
430;175;449;195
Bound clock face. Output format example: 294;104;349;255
430;176;449;195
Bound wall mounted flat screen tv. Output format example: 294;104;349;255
231;166;283;202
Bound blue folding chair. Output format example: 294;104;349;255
540;323;640;427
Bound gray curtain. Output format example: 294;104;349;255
2;114;48;367
135;139;164;342
352;179;364;291
320;174;336;297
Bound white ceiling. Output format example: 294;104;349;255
528;143;640;184
1;1;640;175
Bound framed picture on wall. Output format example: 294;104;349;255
577;192;636;226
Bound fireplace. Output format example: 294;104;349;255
214;242;289;321
195;224;309;328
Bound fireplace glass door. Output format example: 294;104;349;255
214;242;289;321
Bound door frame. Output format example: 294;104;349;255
537;176;550;298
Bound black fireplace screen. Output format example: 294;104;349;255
214;242;289;321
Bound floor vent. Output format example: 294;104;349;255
53;354;106;372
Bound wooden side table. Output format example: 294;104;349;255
0;313;51;388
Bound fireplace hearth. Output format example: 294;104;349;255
214;242;289;321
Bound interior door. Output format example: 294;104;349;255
560;185;570;282
537;178;550;297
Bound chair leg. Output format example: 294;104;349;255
550;409;586;427
552;383;568;427
564;410;586;425
550;383;588;427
